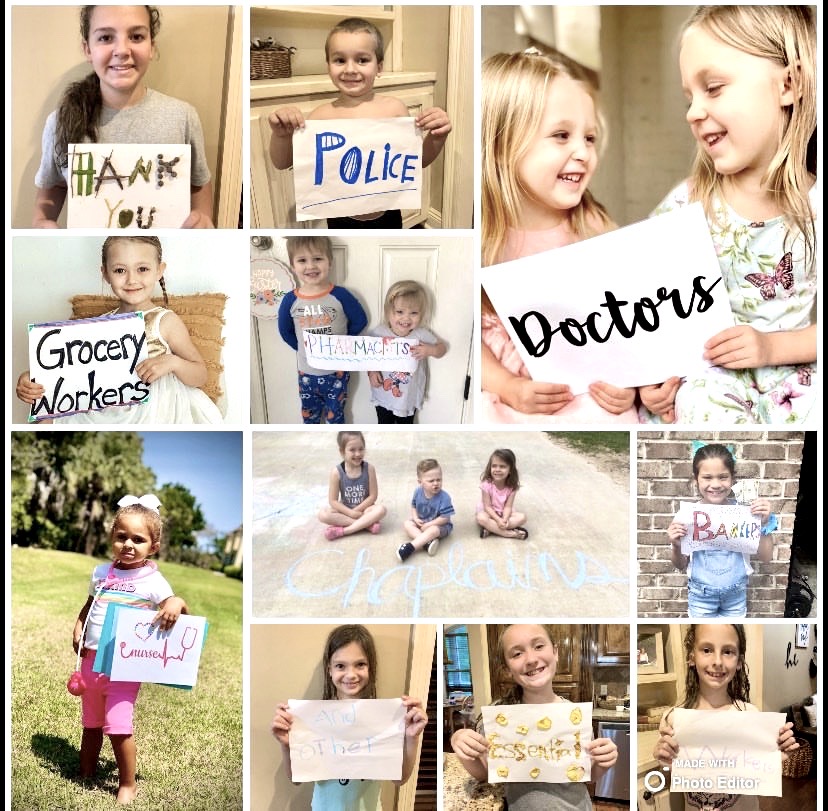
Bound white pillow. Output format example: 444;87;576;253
804;704;817;728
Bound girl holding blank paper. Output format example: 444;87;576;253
653;624;799;810
271;624;427;809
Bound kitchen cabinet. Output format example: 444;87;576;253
597;624;631;664
486;625;587;702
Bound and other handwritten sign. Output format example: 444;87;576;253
481;702;592;784
94;605;208;688
302;330;419;372
67;143;191;229
670;708;785;796
480;204;735;392
287;698;406;782
293;118;423;221
27;312;148;422
675;502;761;555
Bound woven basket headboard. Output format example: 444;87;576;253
69;293;227;404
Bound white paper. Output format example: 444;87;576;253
481;702;592;784
288;698;406;782
480;204;735;393
109;607;207;687
675;502;761;555
670;708;785;797
27;312;149;422
302;330;419;372
293;118;423;221
67;143;191;228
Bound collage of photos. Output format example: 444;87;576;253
5;4;820;811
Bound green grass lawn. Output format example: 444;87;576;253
545;430;630;456
10;547;242;810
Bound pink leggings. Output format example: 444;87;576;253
80;651;141;735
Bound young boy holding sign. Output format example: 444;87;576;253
277;236;368;423
268;17;451;228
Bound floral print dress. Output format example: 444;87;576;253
639;181;817;424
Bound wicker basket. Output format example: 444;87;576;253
251;46;294;80
781;738;813;778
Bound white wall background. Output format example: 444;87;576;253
11;232;248;425
761;624;818;713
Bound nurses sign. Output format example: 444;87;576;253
293;118;423;221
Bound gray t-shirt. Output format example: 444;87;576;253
35;88;211;189
368;324;437;417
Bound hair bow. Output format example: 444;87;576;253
117;494;162;514
691;440;737;459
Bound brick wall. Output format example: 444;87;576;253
637;431;805;618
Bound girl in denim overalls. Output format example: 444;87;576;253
667;444;777;617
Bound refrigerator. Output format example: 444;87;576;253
594;721;631;801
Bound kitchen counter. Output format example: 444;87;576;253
443;753;504;811
593;708;631;723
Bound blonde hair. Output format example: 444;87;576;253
383;280;429;325
681;6;816;265
481;50;612;269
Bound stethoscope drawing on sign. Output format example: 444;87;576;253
66;561;157;696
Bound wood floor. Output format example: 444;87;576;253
759;775;817;808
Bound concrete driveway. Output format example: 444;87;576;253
252;430;630;619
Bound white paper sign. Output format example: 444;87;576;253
302;330;419;372
670;708;785;796
675;502;761;555
293;118;423;221
288;698;406;782
67;143;191;228
482;702;592;784
109;607;207;687
480;204;735;393
27;312;149;422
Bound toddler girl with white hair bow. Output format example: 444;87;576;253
69;493;189;805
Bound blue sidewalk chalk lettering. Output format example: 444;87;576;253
314;133;418;186
284;541;627;618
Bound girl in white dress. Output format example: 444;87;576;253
16;235;222;424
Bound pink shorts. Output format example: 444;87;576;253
80;650;141;735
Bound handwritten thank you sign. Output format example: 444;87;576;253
303;330;419;372
670;708;785;796
293;118;423;221
287;698;406;782
27;312;148;422
68;143;191;228
94;605;208;688
480;204;735;392
482;702;593;784
675;502;761;555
